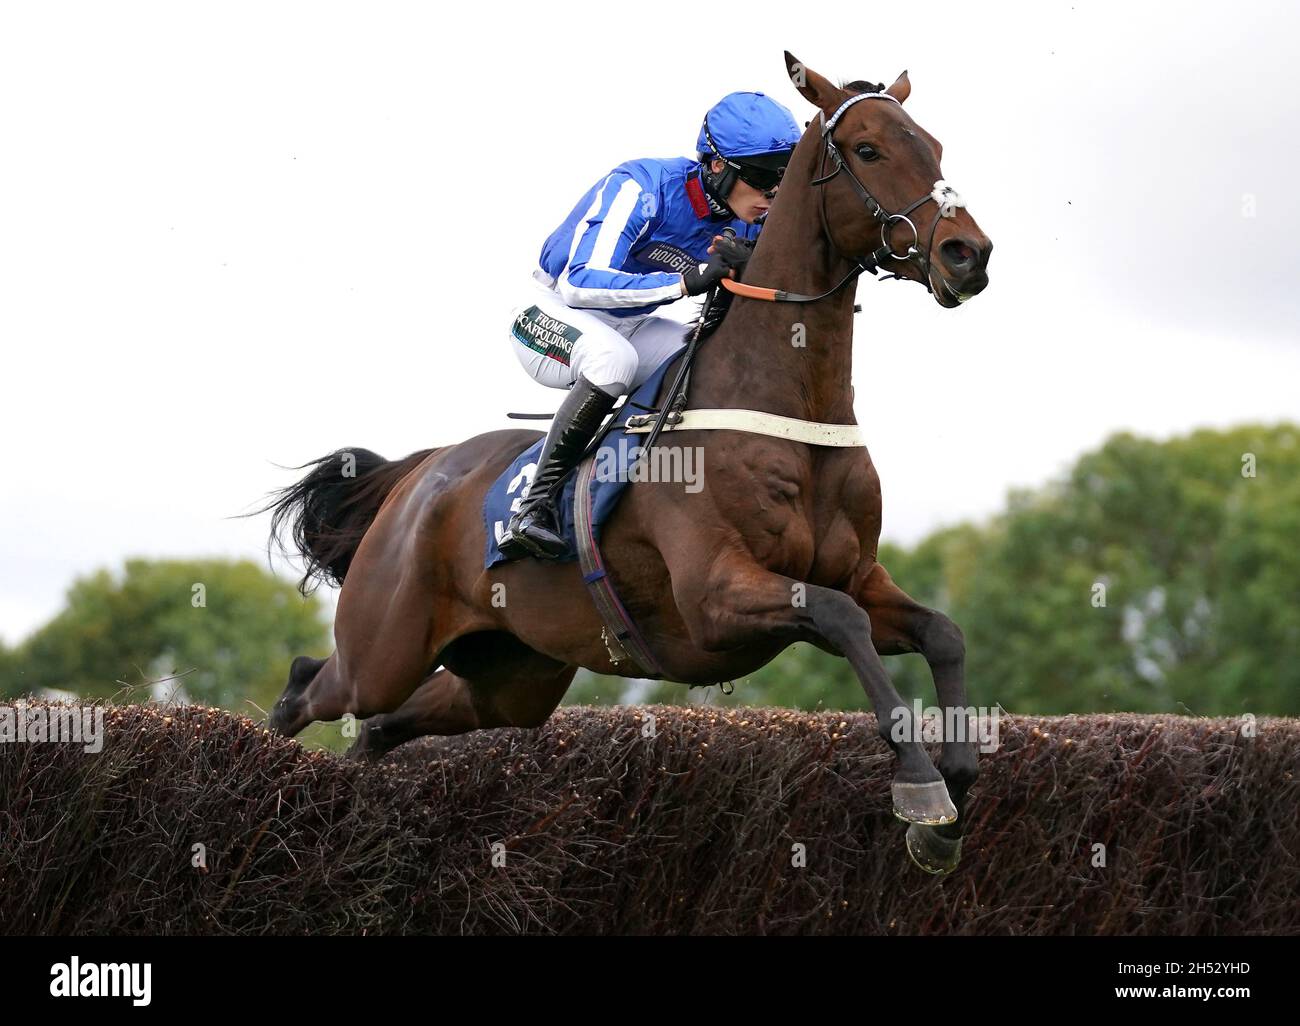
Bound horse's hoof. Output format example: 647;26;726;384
906;823;962;875
891;779;958;826
345;741;377;764
342;721;384;763
267;703;291;737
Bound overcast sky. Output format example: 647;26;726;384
2;0;1297;644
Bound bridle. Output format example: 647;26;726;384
814;91;967;292
721;90;967;305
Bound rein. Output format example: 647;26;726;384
723;90;966;304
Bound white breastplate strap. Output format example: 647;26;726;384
624;409;865;447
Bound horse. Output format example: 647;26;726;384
263;52;992;874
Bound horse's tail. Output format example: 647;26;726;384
259;446;438;595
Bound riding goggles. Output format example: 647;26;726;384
730;156;790;192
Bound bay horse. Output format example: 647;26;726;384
264;53;992;874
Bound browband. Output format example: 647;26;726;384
821;91;900;135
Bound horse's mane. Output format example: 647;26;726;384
842;78;887;94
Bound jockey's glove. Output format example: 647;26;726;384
681;235;755;295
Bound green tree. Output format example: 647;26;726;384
3;558;331;715
940;423;1300;715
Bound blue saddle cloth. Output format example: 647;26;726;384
483;348;685;569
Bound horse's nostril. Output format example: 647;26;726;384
941;238;977;271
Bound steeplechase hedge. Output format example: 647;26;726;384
1;701;1296;935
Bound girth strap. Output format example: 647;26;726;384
625;408;865;447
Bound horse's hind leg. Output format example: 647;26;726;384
266;559;442;736
271;650;372;738
269;625;460;741
268;634;425;738
348;646;577;762
854;561;979;875
268;654;330;737
346;667;478;761
271;554;460;737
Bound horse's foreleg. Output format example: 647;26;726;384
853;562;978;873
676;561;955;826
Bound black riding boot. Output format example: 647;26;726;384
499;375;619;560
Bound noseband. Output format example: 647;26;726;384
721;90;966;305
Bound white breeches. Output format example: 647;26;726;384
508;277;689;394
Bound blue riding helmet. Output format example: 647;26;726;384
696;91;801;201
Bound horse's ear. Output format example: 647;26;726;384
784;51;847;115
885;70;911;105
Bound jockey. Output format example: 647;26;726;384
500;90;802;560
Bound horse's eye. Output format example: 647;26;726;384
855;144;880;163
